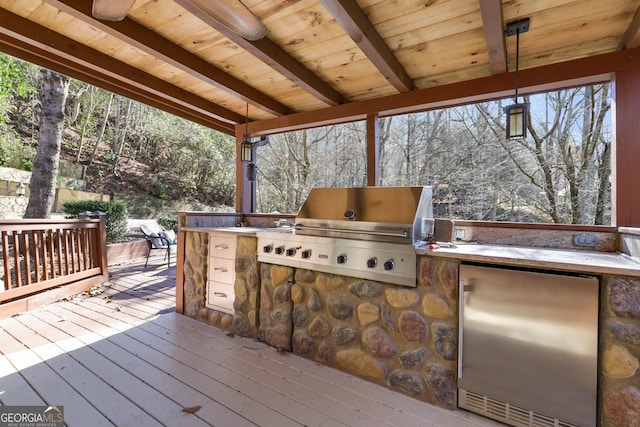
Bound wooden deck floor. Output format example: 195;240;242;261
0;255;504;427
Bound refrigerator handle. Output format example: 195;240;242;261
458;279;465;380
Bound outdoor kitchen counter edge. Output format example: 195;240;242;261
416;243;640;277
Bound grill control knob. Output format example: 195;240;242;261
337;254;348;264
367;257;378;268
275;246;285;255
301;249;312;259
383;259;395;271
286;247;297;257
263;244;273;254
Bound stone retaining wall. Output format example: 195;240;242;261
0;195;28;219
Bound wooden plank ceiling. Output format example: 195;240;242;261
0;0;638;135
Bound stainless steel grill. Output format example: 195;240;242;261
257;186;433;287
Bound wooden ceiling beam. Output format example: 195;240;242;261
479;0;507;74
240;47;640;136
0;7;244;126
43;0;289;117
174;0;345;106
621;6;640;49
0;33;234;134
319;0;414;92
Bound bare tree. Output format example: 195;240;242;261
24;70;70;218
86;92;113;171
496;86;611;224
75;84;105;163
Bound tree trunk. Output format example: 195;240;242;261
24;70;70;218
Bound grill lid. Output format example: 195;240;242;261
294;186;433;244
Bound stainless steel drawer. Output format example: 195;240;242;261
209;235;236;259
206;281;234;314
208;257;234;284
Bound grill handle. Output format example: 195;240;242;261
295;225;410;239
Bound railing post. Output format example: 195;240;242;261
175;228;185;314
97;216;108;278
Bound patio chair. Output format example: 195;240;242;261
139;223;177;268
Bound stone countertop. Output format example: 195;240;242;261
416;242;640;277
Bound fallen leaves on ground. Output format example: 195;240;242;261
181;405;202;414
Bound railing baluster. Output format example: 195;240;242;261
70;229;77;273
2;230;11;291
55;228;63;277
39;230;48;281
75;228;82;272
15;231;24;287
47;229;55;279
22;231;32;285
31;231;40;283
80;228;88;271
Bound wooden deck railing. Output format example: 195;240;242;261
0;218;108;315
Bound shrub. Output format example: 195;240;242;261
62;200;128;243
157;217;178;232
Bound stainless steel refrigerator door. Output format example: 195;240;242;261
458;264;598;427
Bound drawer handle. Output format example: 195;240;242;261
214;292;227;298
214;244;229;250
214;267;228;272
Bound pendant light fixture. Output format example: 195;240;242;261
239;103;268;181
504;18;530;140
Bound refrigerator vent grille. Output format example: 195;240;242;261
459;389;577;427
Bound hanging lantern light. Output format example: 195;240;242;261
504;102;528;139
241;140;254;163
504;18;530;140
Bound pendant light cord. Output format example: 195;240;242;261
245;103;249;140
514;29;520;103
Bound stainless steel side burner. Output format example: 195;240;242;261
257;186;433;287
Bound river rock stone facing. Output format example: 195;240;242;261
361;326;397;358
259;263;293;351
609;277;640;318
604;345;639;378
182;233;260;338
357;302;380;326
604;386;640;427
289;256;458;409
602;275;640;426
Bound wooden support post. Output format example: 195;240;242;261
366;113;379;186
612;66;640;227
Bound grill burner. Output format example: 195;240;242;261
257;186;433;287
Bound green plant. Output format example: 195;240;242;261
152;180;168;197
0;129;35;170
157;217;178;232
62;200;128;243
20;156;33;171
